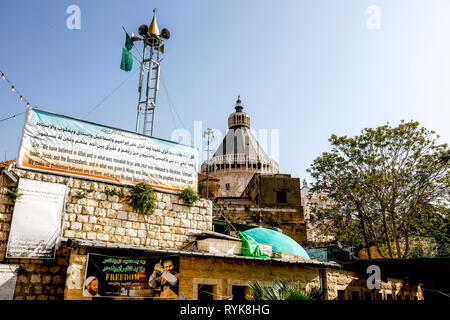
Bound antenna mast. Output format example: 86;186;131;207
134;9;170;136
204;128;214;198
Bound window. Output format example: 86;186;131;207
364;292;372;300
337;290;345;300
376;293;383;300
386;294;393;300
226;184;230;191
276;191;287;203
198;285;214;300
351;291;360;301
232;286;248;301
404;295;410;300
396;295;402;301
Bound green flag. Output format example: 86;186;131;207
120;48;133;72
238;231;269;258
124;31;133;51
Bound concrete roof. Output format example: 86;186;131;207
61;237;341;269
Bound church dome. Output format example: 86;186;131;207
243;227;310;259
200;96;279;197
201;96;278;172
228;96;250;129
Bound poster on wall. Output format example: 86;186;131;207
0;265;18;300
5;178;67;259
83;253;180;299
17;108;198;193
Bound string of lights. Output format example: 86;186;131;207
0;111;26;123
0;69;38;123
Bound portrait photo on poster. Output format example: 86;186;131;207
83;253;179;299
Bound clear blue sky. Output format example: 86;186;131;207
1;0;449;183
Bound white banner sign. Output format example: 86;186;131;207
17;108;198;192
6;179;67;259
0;264;18;300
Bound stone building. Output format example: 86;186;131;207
199;98;307;246
300;183;336;246
213;173;307;246
200;97;279;198
0;164;424;300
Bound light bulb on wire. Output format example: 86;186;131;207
1;74;5;80
19;96;23;101
11;86;15;92
13;115;16;120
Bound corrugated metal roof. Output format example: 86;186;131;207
61;237;340;268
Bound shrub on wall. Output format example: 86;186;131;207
6;187;23;203
178;187;200;206
128;182;157;215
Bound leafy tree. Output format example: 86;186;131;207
307;121;449;258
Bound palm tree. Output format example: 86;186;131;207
247;280;324;300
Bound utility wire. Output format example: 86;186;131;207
161;75;186;129
81;68;139;119
0;69;38;123
0;111;26;123
0;69;35;107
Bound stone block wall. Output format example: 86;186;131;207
9;169;212;250
197;238;273;256
64;247;89;300
213;200;307;246
0;247;71;300
179;256;321;300
0;168;213;300
211;171;255;197
325;269;423;300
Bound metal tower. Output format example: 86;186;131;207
203;128;215;198
134;10;170;136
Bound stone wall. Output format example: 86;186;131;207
179;256;321;300
210;171;255;197
10;169;212;250
63;248;424;301
63;249;322;300
214;199;307;246
0;168;213;300
301;186;335;246
64;247;89;300
7;247;71;300
325;269;423;300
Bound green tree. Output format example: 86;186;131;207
307;121;449;258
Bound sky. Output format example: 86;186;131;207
0;0;449;184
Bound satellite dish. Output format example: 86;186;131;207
161;28;170;40
138;24;148;36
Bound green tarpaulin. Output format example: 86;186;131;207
238;231;269;258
